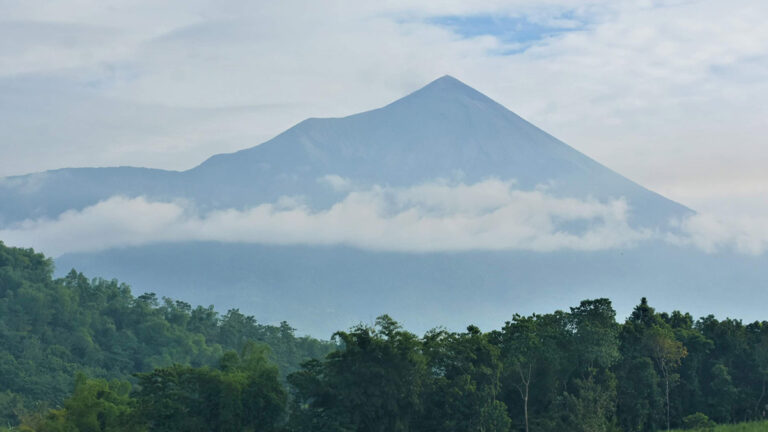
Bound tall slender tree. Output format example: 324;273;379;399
646;326;687;431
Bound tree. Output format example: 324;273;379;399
560;300;621;432
569;299;620;373
134;343;286;432
27;373;139;432
665;311;713;425
419;326;511;431
288;315;426;432
681;412;715;430
0;391;26;428
561;369;619;432
617;298;665;432
500;315;537;432
497;313;567;432
645;326;687;431
750;325;768;419
221;343;287;430
707;363;738;422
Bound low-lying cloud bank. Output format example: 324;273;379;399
0;179;650;256
667;214;768;256
2;178;763;257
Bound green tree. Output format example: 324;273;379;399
666;311;713;425
681;412;715;430
569;299;620;372
617;298;665;432
497;312;568;432
561;369;619;432
560;299;621;432
288;315;426;432
134;343;286;432
646;326;687;431
747;322;768;420
419;326;511;431
28;373;139;432
707;363;738;422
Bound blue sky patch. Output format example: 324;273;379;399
430;13;584;54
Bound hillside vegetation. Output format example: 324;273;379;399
3;241;768;431
0;242;334;426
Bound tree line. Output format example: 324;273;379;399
3;241;768;431
0;242;334;427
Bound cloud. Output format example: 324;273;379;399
667;214;768;256
0;179;648;256
4;177;765;256
1;0;767;226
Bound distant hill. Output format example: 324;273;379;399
0;241;334;425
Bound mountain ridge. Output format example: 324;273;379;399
1;75;691;228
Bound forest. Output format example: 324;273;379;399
2;241;768;431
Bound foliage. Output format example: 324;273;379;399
134;343;286;432
418;325;511;432
560;369;620;432
681;412;715;430
0;241;334;426
288;318;510;432
672;420;768;432
22;373;139;432
14;346;285;432
8;242;768;430
288;315;428;432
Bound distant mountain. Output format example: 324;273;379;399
0;76;689;227
4;76;763;337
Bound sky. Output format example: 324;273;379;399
1;0;768;223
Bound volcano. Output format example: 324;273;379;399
4;76;765;336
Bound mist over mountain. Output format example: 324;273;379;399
54;242;768;337
2;76;763;336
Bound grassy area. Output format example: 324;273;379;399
672;420;768;431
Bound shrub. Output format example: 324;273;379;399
682;412;715;430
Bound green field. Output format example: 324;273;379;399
672;420;768;431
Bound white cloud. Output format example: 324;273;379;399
0;196;188;255
668;214;768;256
0;179;648;256
5;176;765;257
